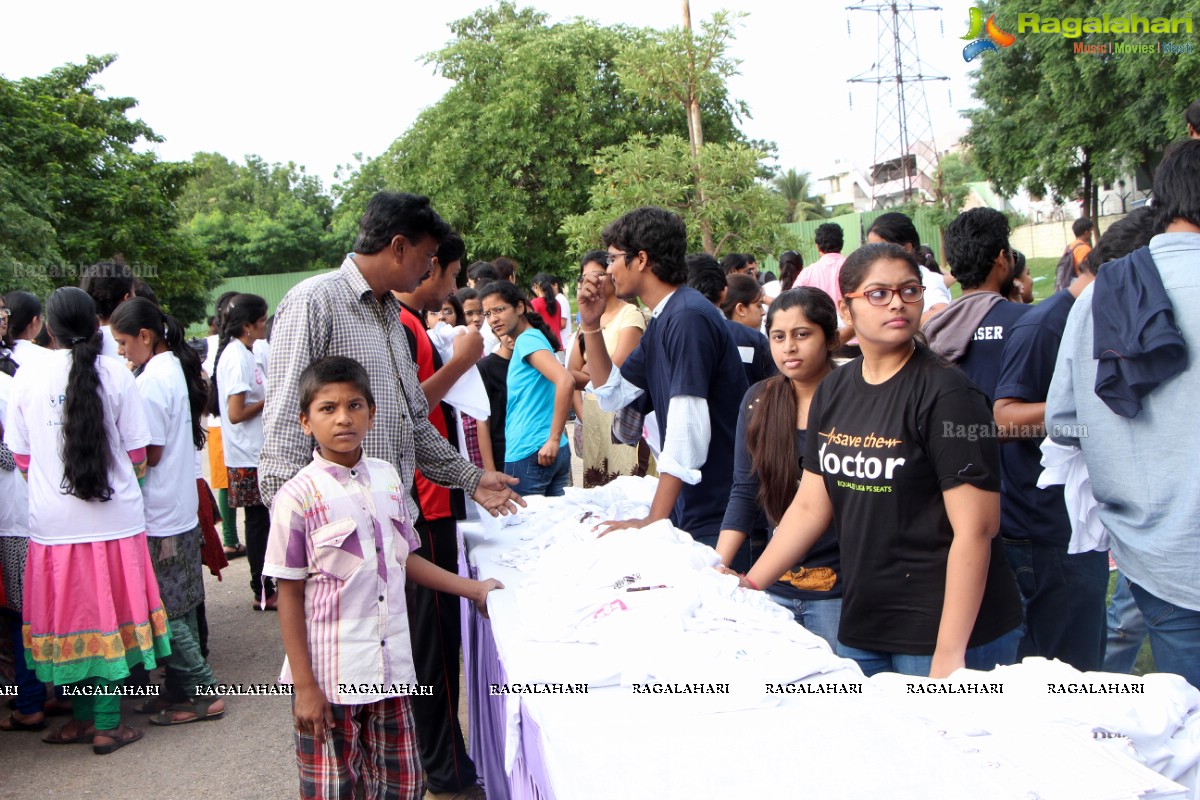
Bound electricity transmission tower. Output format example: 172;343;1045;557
847;2;949;208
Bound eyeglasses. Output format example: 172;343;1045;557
844;285;925;306
605;252;635;266
482;305;510;320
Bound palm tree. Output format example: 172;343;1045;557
772;168;828;222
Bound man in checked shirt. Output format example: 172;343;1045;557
260;192;523;798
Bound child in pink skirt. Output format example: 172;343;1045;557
3;286;170;755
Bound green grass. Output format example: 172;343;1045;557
1027;257;1059;303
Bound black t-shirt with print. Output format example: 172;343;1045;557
804;345;1021;654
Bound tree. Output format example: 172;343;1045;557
965;0;1200;221
333;2;744;280
0;55;217;321
560;134;796;258
616;9;748;251
772;168;828;222
180;153;343;276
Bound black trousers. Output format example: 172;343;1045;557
244;504;274;598
407;516;477;793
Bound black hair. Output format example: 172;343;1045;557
1072;217;1094;238
943;208;1011;290
685;252;726;304
1152;138;1200;233
211;291;239;340
353;191;451;255
79;262;134;320
132;278;159;306
814;223;845;254
110;297;208;449
3;291;42;346
777;250;804;290
916;244;943;274
492;257;519;282
34;323;53;348
601;207;688;286
867;212;921;250
479;281;561;351
443;294;466;327
749;287;839;525
45;287;112;501
720;274;762;320
720;253;749;275
299;356;376;414
1188;99;1200;132
1090;206;1157;274
206;293;268;417
580;250;608;272
456;287;479;304
467;261;499;284
435;231;466;271
531;273;558;317
839;243;921;297
1012;249;1027;279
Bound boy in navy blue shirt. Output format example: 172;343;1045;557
576;207;750;570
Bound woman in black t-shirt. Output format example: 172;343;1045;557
716;288;843;650
743;243;1021;678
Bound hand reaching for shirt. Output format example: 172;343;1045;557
592;517;654;537
472;471;526;517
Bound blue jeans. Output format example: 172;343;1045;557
1103;572;1148;674
504;447;571;498
1129;581;1200;689
1003;539;1108;672
767;593;842;651
837;628;1021;677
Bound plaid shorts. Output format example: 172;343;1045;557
295;695;423;800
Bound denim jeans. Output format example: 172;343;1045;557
1103;572;1148;674
1129;581;1200;689
1002;539;1108;672
767;593;842;651
836;628;1021;677
504;447;571;498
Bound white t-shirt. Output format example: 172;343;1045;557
253;338;271;377
920;266;953;312
10;339;54;371
216;339;266;468
137;352;199;536
557;292;572;338
3;350;150;544
99;325;123;361
0;372;29;538
203;334;221;429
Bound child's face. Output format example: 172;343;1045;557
113;328;156;367
299;382;375;468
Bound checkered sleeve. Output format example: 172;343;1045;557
259;285;326;507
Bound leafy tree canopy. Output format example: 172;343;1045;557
0;55;217;322
333;2;746;281
965;0;1200;218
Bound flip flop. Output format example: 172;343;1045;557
0;712;48;732
92;725;143;755
148;697;225;726
223;543;247;558
133;696;175;715
41;723;95;744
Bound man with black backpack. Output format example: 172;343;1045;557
1053;217;1094;291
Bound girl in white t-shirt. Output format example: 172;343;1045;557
111;298;224;724
203;292;244;557
3;287;169;754
208;294;273;608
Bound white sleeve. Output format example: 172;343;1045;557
137;376;170;446
921;268;952;309
586;364;645;412
656;396;709;486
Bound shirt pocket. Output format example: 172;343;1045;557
312;519;364;580
391;515;416;566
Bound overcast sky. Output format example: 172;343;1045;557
1;0;978;194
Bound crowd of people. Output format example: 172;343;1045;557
1;126;1199;799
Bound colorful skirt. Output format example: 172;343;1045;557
207;426;229;490
23;533;171;685
226;466;263;508
0;536;27;614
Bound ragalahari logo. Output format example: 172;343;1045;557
962;6;1016;61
